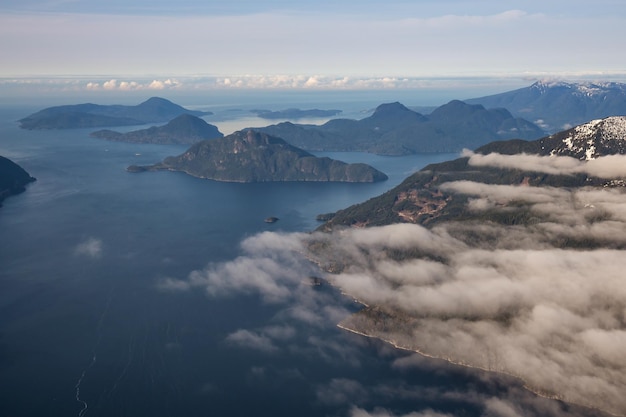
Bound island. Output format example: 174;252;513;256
19;97;211;130
128;129;388;183
256;100;545;155
90;114;223;145
0;156;36;207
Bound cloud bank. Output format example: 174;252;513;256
464;150;626;178
160;153;626;415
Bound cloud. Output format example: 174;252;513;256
102;79;118;90
82;78;181;92
349;407;452;417
316;379;368;406
158;231;318;303
74;237;103;258
161;174;626;415
323;195;626;415
464;150;626;178
224;329;279;353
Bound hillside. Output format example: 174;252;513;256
19;97;211;130
90;114;223;145
130;130;388;183
307;117;626;416
0;156;36;207
467;80;626;132
320;116;626;230
256;100;544;155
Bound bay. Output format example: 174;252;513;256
0;100;587;417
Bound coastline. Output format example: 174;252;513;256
336;321;621;417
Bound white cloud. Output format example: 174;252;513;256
155;183;626;416
464;150;626;178
102;79;118;90
161;176;626;415
74;237;103;258
82;78;181;92
349;407;452;417
224;329;279;353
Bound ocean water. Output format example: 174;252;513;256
0;98;596;417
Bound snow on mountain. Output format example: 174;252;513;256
531;80;626;97
548;116;626;160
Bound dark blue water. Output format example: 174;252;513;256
0;104;599;417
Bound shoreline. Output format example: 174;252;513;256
336;322;621;417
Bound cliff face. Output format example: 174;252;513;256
0;156;36;207
135;130;388;183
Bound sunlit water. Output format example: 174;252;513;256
0;99;593;417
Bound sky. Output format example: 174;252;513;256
1;0;626;94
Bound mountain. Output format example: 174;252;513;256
19;97;212;130
309;117;626;416
256;100;544;155
476;115;626;160
0;156;36;207
90;114;223;145
319;116;626;231
466;80;626;133
130;130;388;183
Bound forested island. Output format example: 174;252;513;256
129;130;387;183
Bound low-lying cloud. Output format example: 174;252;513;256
161;155;626;415
74;237;103;258
464;149;626;178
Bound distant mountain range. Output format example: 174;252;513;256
130;130;387;183
19;97;211;130
256;100;545;155
467;80;626;133
0;156;36;207
319;115;626;230
90;114;223;145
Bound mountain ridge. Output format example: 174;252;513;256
256;100;544;155
466;80;626;132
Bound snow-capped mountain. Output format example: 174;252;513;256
545;116;626;160
474;115;626;162
467;81;626;133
